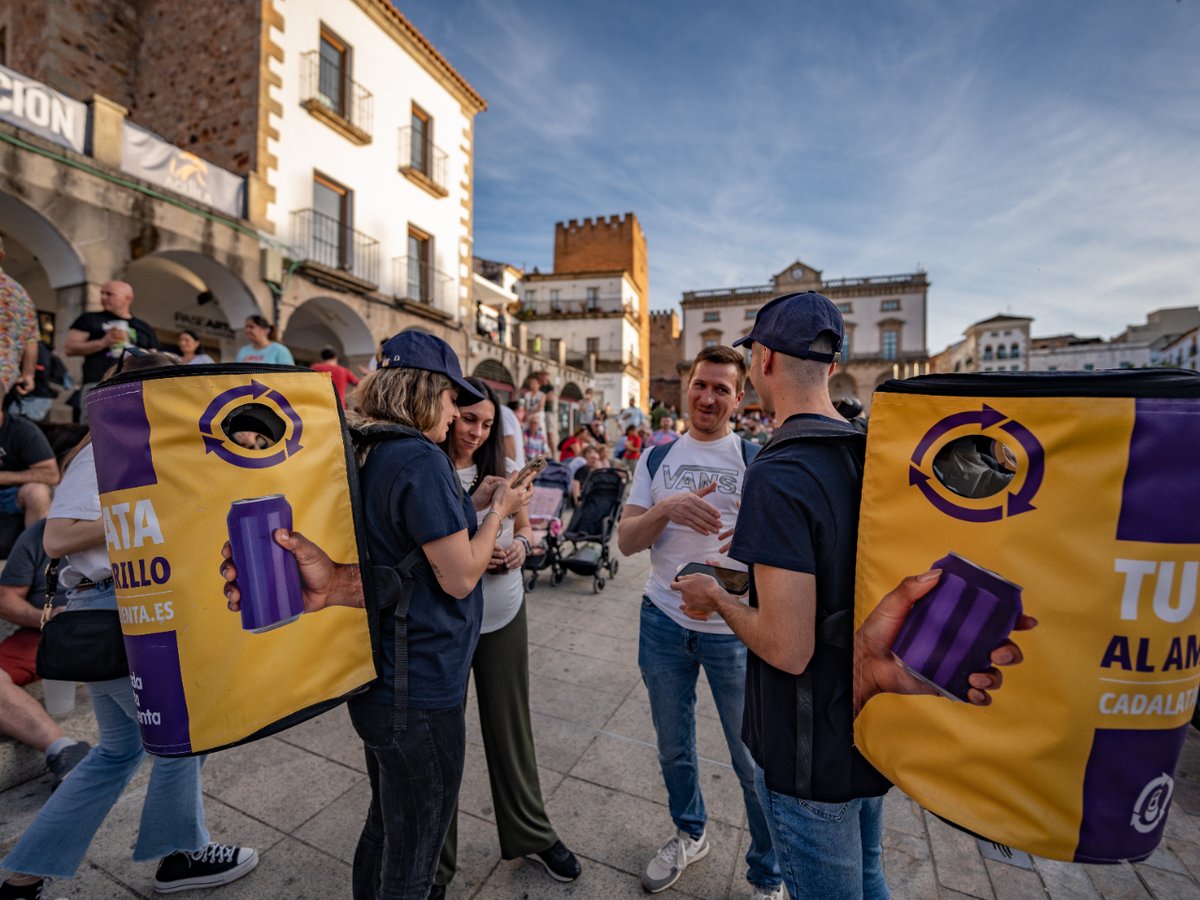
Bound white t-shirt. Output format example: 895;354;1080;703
627;431;748;634
458;459;524;634
500;404;526;468
48;442;113;587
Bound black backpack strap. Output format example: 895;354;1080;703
370;546;425;734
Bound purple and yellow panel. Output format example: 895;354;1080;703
88;370;375;756
855;384;1200;863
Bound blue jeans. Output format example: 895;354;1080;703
2;583;209;878
638;598;780;889
754;767;888;900
348;699;466;900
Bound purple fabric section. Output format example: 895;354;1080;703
1117;399;1200;544
891;553;1022;701
87;382;157;494
125;631;192;756
1076;724;1189;863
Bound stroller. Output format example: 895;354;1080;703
557;467;629;593
523;461;572;591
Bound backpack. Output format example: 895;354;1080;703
350;422;466;733
644;432;763;480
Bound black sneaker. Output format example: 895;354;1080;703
153;842;258;894
0;879;66;900
47;740;91;792
524;840;582;882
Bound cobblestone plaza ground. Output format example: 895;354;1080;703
4;550;1200;898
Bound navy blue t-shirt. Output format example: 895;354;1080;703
730;413;890;801
356;436;482;710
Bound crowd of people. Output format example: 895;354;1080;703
1;246;1031;900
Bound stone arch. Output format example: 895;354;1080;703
471;358;517;389
828;371;858;402
282;295;376;365
124;250;261;359
560;382;584;401
0;190;86;290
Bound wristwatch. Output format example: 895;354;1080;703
515;534;533;555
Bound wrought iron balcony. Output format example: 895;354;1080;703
394;255;454;315
301;50;373;143
518;295;629;317
398;127;449;196
290;208;379;288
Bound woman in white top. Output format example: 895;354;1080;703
435;377;580;889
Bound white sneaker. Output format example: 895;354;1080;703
641;829;710;893
750;884;786;900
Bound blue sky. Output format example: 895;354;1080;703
399;1;1200;352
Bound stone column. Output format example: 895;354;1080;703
88;95;128;168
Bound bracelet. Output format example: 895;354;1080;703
515;534;533;554
482;509;502;529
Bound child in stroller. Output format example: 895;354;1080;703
557;467;629;593
523;461;572;591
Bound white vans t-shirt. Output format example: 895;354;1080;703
627;431;748;634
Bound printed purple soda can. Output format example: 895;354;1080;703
891;552;1023;702
227;495;304;633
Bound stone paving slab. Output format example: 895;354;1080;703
5;548;1200;898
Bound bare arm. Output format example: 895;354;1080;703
15;340;37;394
64;327;115;358
675;564;816;675
43;515;106;558
0;583;41;629
0;459;60;488
422;514;504;599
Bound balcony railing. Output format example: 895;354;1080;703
290;208;379;286
518;295;629;317
301;51;373;141
398;127;449;195
564;348;643;371
394;255;454;313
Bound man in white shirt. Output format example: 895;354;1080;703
617;346;781;900
500;401;526;468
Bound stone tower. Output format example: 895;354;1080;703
553;212;650;408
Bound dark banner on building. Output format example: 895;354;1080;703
121;122;246;218
0;64;87;153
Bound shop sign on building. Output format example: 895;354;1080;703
122;122;246;218
0;64;87;153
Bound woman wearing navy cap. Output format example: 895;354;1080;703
223;331;530;900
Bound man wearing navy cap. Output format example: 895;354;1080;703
672;292;892;899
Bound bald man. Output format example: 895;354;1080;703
64;280;159;422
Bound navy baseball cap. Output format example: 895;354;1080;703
379;331;485;404
732;291;844;363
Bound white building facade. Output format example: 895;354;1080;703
517;271;643;409
267;0;486;361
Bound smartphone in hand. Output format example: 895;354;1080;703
511;455;548;489
676;562;750;595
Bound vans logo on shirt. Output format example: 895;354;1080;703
662;464;740;494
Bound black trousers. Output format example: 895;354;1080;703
348;700;466;900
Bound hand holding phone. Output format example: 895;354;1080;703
674;561;749;595
511;455;547;489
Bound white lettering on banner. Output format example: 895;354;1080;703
0;67;83;150
1099;687;1199;717
103;499;166;550
1115;558;1199;623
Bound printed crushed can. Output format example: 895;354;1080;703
227;495;304;633
88;365;375;756
854;370;1200;863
